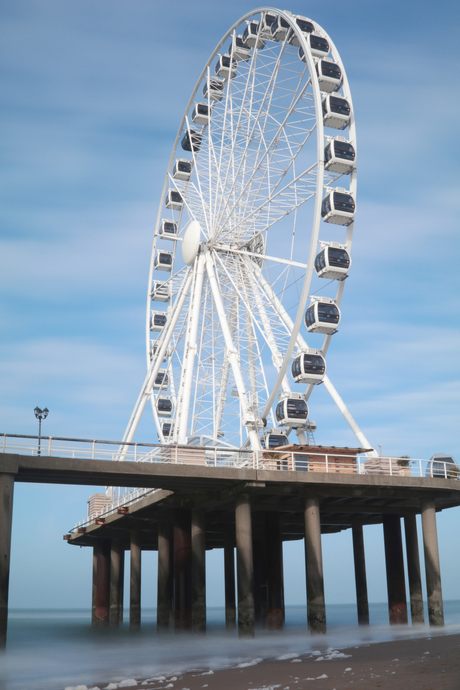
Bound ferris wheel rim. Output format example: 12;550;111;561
142;7;356;449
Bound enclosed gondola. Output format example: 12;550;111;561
270;14;290;41
305;298;340;334
192;103;210;126
149;343;168;362
151;281;170;302
322;94;351;129
291;350;326;384
159;219;178;239
242;21;265;49
299;33;329;60
150;311;167;332
287;16;315;47
172;159;193;182
228;34;251;61
159;421;173;439
202;77;225;102
260;12;276;35
316;58;342;92
275;393;309;428
263;429;289;449
157;395;173;418
215;55;237;79
154;250;173;272
425;453;459;479
315;243;351;279
152;369;169;390
165;189;184;211
181;129;203;153
324;137;355;174
321;188;355;225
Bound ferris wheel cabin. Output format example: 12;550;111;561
260;12;276;35
275;393;309;428
165;189;184;211
192;103;210;127
316;58;342;92
149;343;168;362
215;55;237;79
299;33;329;60
153;369;169;390
151;281;170;302
159;220;178;239
243;21;265;49
181;130;203;153
315;244;351;279
202;77;224;101
150;311;167;332
228;35;251;61
305;299;341;334
172;159;193;182
322;95;351;129
324;138;355;173
271;15;290;41
287;16;315;47
321;189;355;225
263;429;289;449
157;395;173;418
154;250;173;271
291;350;326;384
159;422;173;440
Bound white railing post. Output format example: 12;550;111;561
214;448;217;467
419;459;423;478
325;454;329;473
3;435;6;453
389;458;393;476
92;441;95;460
134;444;137;462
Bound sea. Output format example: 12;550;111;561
2;602;460;690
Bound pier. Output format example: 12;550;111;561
1;435;459;646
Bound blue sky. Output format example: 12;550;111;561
1;0;460;613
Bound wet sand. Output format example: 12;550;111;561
85;632;460;690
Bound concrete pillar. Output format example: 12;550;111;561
174;509;192;631
383;515;408;624
191;507;206;633
235;494;255;637
304;496;326;634
130;530;141;629
95;539;110;627
421;499;444;626
118;549;124;624
223;527;236;630
352;524;369;625
266;512;284;630
0;474;14;648
109;539;121;628
404;514;424;625
91;545;98;626
252;517;268;627
157;516;173;630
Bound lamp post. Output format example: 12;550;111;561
34;407;49;456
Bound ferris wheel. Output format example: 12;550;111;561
122;7;375;454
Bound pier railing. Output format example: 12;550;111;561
1;432;456;480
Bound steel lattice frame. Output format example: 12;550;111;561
122;7;375;454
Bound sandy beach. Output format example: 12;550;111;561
73;632;460;690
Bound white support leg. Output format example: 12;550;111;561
322;376;377;455
205;249;262;450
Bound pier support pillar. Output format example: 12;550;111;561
352;524;369;625
130;530;141;629
157;514;173;630
95;539;110;627
0;473;14;648
109;539;121;628
421;499;444;626
174;509;192;631
252;516;268;627
266;512;284;630
235;494;255;637
404;514;424;625
304;496;326;634
223;527;236;630
383;515;408;624
118;549;124;624
91;545;98;626
191;507;206;633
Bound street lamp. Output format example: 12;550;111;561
34;407;49;456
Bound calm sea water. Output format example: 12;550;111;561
2;602;460;690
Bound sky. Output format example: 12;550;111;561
1;0;460;614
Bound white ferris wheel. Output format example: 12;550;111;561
123;7;374;454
